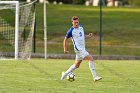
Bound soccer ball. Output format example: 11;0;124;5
67;73;75;82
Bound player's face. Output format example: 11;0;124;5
72;20;79;28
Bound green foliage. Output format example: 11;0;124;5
19;0;26;1
48;0;55;3
48;0;72;4
128;0;140;5
72;0;86;4
48;0;85;4
62;0;73;4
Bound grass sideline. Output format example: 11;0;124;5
0;59;139;93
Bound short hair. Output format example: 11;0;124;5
71;16;79;21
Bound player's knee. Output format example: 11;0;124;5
87;55;93;61
75;63;80;68
76;65;80;68
90;56;93;61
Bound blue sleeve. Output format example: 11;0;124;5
65;27;74;38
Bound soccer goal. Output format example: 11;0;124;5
0;0;37;60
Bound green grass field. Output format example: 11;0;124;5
0;59;140;93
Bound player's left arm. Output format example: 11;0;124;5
85;33;93;38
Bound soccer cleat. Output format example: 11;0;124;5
94;76;102;82
60;72;65;80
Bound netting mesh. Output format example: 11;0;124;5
0;0;36;60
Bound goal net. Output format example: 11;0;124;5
0;0;37;60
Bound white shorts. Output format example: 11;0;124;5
75;50;89;60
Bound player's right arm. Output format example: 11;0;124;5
64;27;73;54
63;37;69;54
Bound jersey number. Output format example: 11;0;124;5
79;32;82;37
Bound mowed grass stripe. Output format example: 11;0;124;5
0;59;139;93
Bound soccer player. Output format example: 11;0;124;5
61;16;102;81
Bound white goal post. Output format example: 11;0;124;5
0;0;37;60
0;1;19;60
44;0;47;59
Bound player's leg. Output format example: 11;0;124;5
85;55;96;77
61;60;82;80
85;54;102;81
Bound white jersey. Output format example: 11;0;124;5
65;25;85;52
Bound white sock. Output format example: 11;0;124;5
89;61;97;77
61;64;76;80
